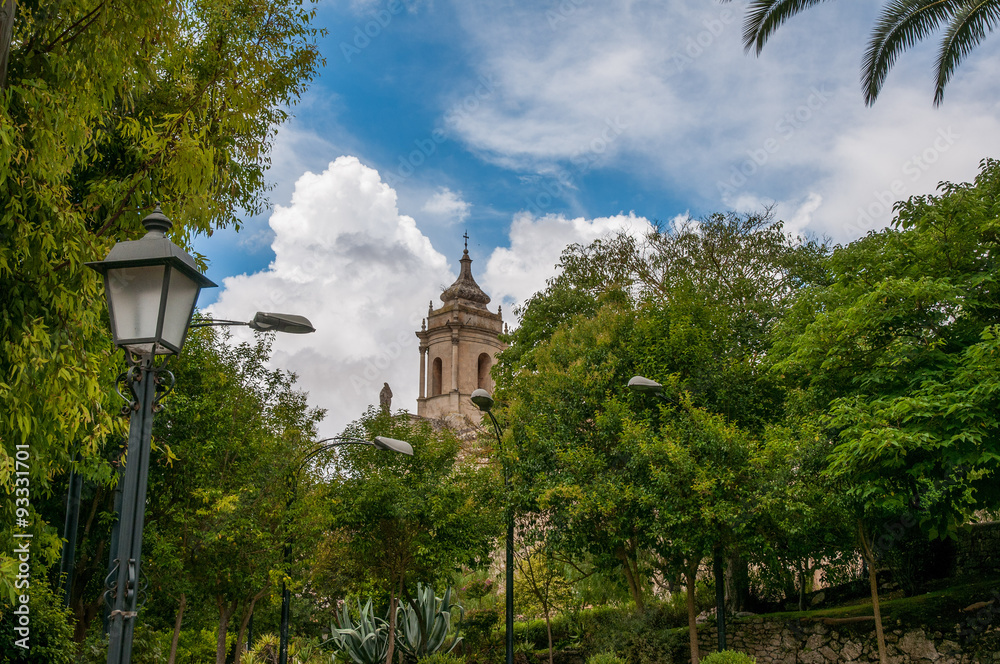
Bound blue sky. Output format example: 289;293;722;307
196;0;1000;435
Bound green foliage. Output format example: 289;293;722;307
76;621;168;664
140;325;324;654
245;633;281;664
329;598;391;664
0;0;322;595
397;583;464;660
581;606;681;664
737;0;996;104
0;582;74;663
416;653;466;664
459;608;501;659
775;158;1000;538
586;653;627;664
701;651;756;664
319;408;500;627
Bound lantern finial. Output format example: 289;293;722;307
142;206;173;235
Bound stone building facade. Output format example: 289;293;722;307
415;245;505;424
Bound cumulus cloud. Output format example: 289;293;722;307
209;158;649;436
422;187;471;225
209;156;453;437
481;211;654;311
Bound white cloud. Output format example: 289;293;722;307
447;0;1000;243
209;156;453;437
482;211;654;312
208;159;653;436
422;187;471;225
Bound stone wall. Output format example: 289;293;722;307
693;618;1000;664
955;523;1000;578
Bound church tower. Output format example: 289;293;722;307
416;241;505;422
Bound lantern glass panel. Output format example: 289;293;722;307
107;265;167;353
160;267;200;352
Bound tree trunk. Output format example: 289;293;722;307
858;522;888;664
385;576;403;664
724;554;749;613
0;0;15;90
234;589;267;664
168;593;186;664
616;548;644;611
797;560;806;611
686;561;700;664
545;610;554;664
217;597;237;664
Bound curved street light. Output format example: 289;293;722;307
470;388;513;664
190;311;316;334
278;435;412;664
628;374;726;651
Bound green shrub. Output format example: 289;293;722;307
418;653;466;664
0;582;74;664
587;653;627;664
701;651;756;664
578;604;682;664
460;607;501;657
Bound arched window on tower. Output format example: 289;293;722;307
432;357;443;396
477;352;492;390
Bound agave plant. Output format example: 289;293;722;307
396;583;464;660
326;598;391;664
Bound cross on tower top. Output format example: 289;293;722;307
463;230;469;251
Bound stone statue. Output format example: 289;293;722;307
379;382;392;413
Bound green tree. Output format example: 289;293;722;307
623;394;756;664
0;0;322;595
321;409;500;664
495;210;824;610
771;158;1000;662
733;0;998;104
144;325;325;664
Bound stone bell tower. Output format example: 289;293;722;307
416;239;505;422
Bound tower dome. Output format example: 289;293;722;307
440;249;491;307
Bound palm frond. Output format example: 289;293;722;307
934;0;1000;105
862;0;959;105
743;0;832;54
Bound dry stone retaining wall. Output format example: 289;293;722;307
955;523;1000;578
695;618;1000;664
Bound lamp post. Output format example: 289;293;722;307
278;435;413;664
470;388;513;664
628;375;727;652
87;207;217;664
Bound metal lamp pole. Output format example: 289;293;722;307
278;435;413;664
87;207;217;664
471;389;513;664
628;375;727;651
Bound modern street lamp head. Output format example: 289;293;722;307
470;388;495;412
373;436;414;456
628;375;663;393
249;312;316;334
86;207;216;357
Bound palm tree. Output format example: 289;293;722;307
735;0;1000;105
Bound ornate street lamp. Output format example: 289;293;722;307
470;388;514;664
628;375;727;651
278;435;413;664
86;207;217;664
